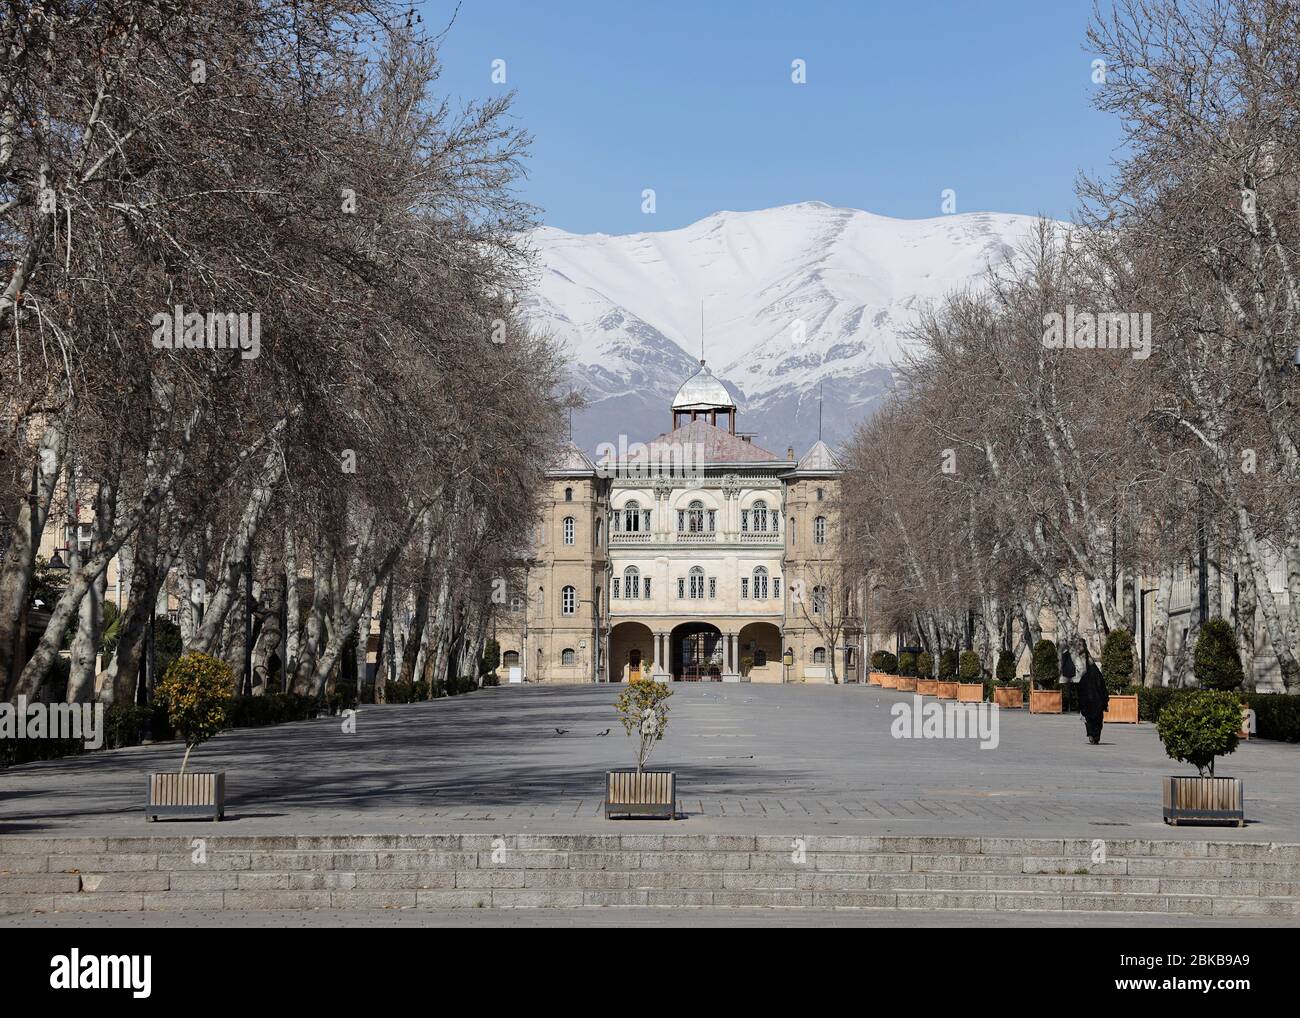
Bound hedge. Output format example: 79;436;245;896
1139;687;1300;743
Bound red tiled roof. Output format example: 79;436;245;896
642;418;780;464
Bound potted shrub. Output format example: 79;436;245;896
916;650;938;696
956;650;984;702
605;680;676;819
888;651;914;690
932;650;958;700
869;650;893;685
993;649;1022;708
1029;639;1062;713
1193;617;1251;738
1100;628;1139;723
1157;689;1244;826
147;652;232;821
898;650;923;692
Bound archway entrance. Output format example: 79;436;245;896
671;622;722;682
610;621;654;684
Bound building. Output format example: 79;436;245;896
495;360;861;684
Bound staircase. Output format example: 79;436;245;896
2;834;1298;916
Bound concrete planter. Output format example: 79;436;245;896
1162;775;1244;827
1029;689;1062;714
916;678;939;696
993;685;1023;709
935;681;958;700
1103;694;1138;723
605;769;676;820
956;682;984;703
146;772;224;821
896;676;917;692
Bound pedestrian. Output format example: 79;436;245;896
1075;637;1109;745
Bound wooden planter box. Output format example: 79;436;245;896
879;674;900;689
146;772;224;821
916;678;938;696
956;682;984;703
1029;689;1062;714
867;671;883;686
993;685;1023;709
896;676;917;692
605;769;676;820
1163;775;1244;827
935;681;958;700
1103;694;1138;724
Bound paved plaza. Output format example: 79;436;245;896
2;683;1298;841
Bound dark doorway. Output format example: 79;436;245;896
672;622;722;681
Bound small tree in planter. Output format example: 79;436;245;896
906;650;932;693
898;651;917;677
994;649;1023;707
1194;618;1244;692
957;650;983;701
880;651;897;674
148;653;233;820
996;649;1017;683
607;680;675;818
938;649;959;682
1030;639;1061;713
1157;690;1245;825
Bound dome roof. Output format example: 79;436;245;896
671;360;735;410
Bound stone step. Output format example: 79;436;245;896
3;834;1298;915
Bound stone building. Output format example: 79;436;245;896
494;360;860;684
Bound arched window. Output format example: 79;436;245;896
689;566;705;599
623;566;641;600
623;500;641;533
561;648;575;665
563;516;575;545
789;516;796;545
752;500;768;533
503;651;519;668
564;487;573;502
686;500;704;533
509;594;524;614
812;585;827;614
813;646;827;664
561;586;576;615
814;516;827;544
753;566;769;599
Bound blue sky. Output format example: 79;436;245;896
423;0;1123;234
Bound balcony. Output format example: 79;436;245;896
739;531;781;544
675;531;717;543
609;532;651;544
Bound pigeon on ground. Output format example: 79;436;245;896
554;728;569;735
598;729;610;736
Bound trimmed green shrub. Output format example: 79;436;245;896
938;649;958;680
916;651;934;679
897;651;917;677
870;650;889;671
1031;639;1060;689
958;650;981;682
480;639;501;677
1194;618;1244;692
880;651;898;675
1100;628;1135;694
1156;689;1242;776
995;649;1017;684
155;652;234;774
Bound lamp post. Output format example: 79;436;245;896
782;647;794;684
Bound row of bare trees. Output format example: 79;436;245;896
1;2;567;704
841;0;1300;692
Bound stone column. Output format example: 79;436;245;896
722;631;740;683
653;631;671;683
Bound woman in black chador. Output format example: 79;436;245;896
1074;638;1109;745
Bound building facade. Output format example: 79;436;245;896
495;361;860;684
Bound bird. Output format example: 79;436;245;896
554;728;569;736
597;729;610;736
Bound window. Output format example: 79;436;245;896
643;577;652;599
740;577;749;599
561;585;576;615
561;648;575;665
509;594;524;614
816;487;824;502
741;510;748;532
753;566;769;599
684;500;705;532
814;516;827;544
708;576;717;599
846;648;856;668
813;646;827;664
564;487;573;502
623;500;643;533
755;649;767;666
707;509;716;531
563;516;575;545
503;651;519;668
677;577;686;599
789;516;796;544
812;585;827;614
773;577;781;601
689;566;705;599
752;500;768;533
596;586;602;610
623;566;640;600
596;519;602;546
612;577;620;599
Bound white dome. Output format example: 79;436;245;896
671;361;735;410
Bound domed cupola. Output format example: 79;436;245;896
671;360;737;433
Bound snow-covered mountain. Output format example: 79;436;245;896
522;201;1044;455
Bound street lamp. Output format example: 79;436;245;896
47;548;69;571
